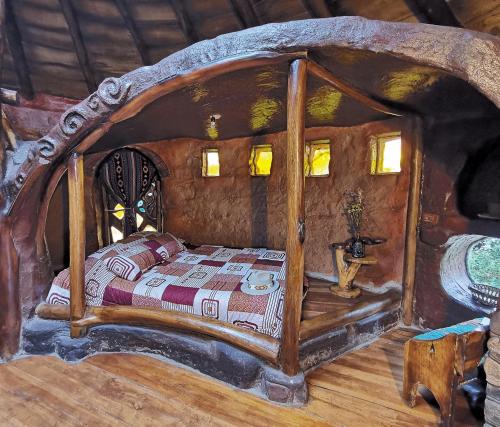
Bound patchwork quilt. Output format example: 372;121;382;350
46;235;287;339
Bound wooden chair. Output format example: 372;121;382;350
403;318;489;426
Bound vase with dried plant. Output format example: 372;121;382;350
343;189;365;258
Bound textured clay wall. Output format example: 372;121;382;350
139;118;411;287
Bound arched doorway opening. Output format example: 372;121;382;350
97;148;162;244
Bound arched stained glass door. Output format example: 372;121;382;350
98;149;161;243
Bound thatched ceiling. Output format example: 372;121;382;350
2;0;500;100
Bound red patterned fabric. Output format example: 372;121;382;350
103;232;185;280
46;243;299;339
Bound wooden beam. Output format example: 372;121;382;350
0;88;19;105
59;0;97;93
169;0;198;44
307;60;402;117
68;152;87;338
35;302;280;365
4;0;34;99
1;109;16;150
229;0;261;28
114;0;151;66
403;0;462;27
402;117;424;325
280;59;307;376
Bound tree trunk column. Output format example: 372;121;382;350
485;311;500;426
280;59;307;376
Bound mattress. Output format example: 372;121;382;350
46;238;287;339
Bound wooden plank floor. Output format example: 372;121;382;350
0;328;480;426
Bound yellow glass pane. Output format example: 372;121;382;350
203;149;220;177
250;145;272;176
136;213;144;227
111;226;123;243
113;203;125;220
380;137;401;173
310;145;330;176
143;225;157;232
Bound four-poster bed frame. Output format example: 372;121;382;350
36;53;413;381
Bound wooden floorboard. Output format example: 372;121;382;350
0;328;481;426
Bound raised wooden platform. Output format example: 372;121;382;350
0;329;481;426
302;277;398;319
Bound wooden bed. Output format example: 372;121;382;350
32;52;415;404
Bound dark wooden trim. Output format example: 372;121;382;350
403;0;462;27
36;302;280;364
229;0;261;28
59;0;97;93
280;59;307;376
307;60;402;116
68;152;87;337
169;0;198;44
4;0;34;99
402;117;423;325
75;51;308;153
114;0;151;66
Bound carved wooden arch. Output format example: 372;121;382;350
5;17;500;219
2;17;500;360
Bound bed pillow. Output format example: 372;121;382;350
104;249;161;281
149;232;186;259
104;232;186;280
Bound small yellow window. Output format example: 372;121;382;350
202;148;220;177
249;145;273;176
305;140;331;177
370;133;402;175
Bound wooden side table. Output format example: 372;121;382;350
330;246;377;298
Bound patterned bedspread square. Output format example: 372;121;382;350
46;243;287;339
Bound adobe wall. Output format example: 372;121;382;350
140;118;411;287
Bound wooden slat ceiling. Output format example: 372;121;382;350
2;0;500;100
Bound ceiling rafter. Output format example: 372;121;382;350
114;0;151;66
229;0;261;28
59;0;97;93
4;0;34;99
404;0;462;27
169;0;199;44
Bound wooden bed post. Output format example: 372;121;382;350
402;117;424;326
280;59;307;376
68;152;87;337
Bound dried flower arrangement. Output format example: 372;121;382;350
343;189;364;240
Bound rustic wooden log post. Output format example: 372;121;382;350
402;117;423;325
280;58;307;376
68;152;87;337
485;311;500;426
